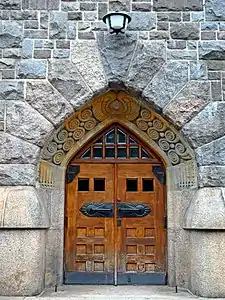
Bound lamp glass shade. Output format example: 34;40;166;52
109;14;124;30
103;12;131;34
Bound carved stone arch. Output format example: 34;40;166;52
39;90;197;190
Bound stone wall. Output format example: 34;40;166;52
1;0;225;297
0;0;225;186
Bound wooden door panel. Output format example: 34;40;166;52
65;164;115;283
117;164;166;282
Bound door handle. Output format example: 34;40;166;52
117;203;151;218
80;203;114;217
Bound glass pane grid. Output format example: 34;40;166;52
78;126;154;160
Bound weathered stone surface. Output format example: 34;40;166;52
45;228;64;287
48;60;93;109
197;136;225;166
50;189;65;229
0;21;22;48
50;12;67;39
211;80;222;100
206;0;225;21
16;59;47;79
196;141;215;166
182;102;225;148
47;0;60;10
0;81;24;100
0;164;36;186
0;133;40;164
97;32;137;84
167;50;197;60
149;31;170;40
153;0;203;11
198;166;225;187
26;81;73;126
0;0;21;10
199;41;225;60
61;1;79;11
189;231;225;297
164;81;211;128
71;40;108;93
205;60;225;71
190;61;207;80
24;29;48;39
109;0;130;11
6;101;53;147
128;12;156;31
3;48;21;58
167;40;187;50
142;61;189;110
53;49;70;59
0;59;15;69
132;2;152;11
170;22;200;40
0;230;46;296
167;189;196;230
184;188;225;229
167;228;190;288
126;41;166;91
34;49;51;59
22;39;33;59
0;186;49;228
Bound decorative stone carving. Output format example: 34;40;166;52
41;90;193;167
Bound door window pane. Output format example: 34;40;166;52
142;178;154;191
127;178;138;192
117;147;127;159
93;146;103;158
94;178;105;191
95;137;103;144
117;129;126;144
129;146;139;158
78;178;89;191
141;148;152;159
106;129;115;144
129;137;137;144
81;148;91;159
105;147;115;158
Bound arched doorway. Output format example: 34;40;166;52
39;90;196;289
64;123;166;285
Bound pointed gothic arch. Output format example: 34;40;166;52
39;90;197;190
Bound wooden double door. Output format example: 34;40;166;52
64;125;166;285
64;162;166;285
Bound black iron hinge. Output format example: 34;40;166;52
65;216;68;228
164;216;167;229
66;165;80;184
153;166;166;184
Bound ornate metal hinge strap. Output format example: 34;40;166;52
66;165;80;184
118;203;151;218
80;202;151;218
153;165;165;184
80;203;114;217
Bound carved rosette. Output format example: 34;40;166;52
41;90;193;166
135;108;192;165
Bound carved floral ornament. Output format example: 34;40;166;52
41;91;193;166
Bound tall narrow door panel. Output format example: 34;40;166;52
65;164;115;284
116;164;166;284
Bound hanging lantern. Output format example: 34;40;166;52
103;12;132;34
